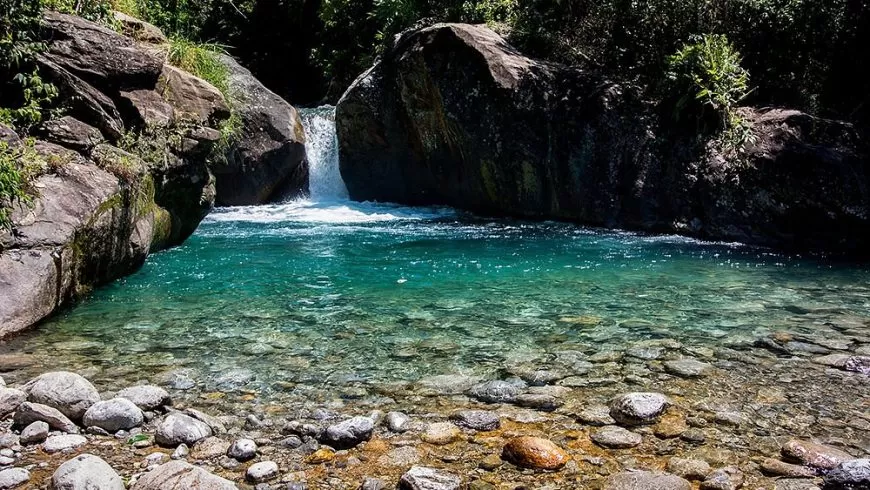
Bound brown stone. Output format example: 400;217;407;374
305;447;335;464
761;458;816;478
781;440;853;471
501;436;569;470
654;413;689;439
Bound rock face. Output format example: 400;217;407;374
131;460;236;490
0;12;230;337
336;23;870;255
51;454;124;490
214;54;308;205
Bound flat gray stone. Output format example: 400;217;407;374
591;426;643;448
468;380;523;403
321;416;374;449
824;459;870;489
603;470;692;490
666;457;712;480
664;359;713;378
43;434;87;453
116;385;171;411
450;410;500;431
13;402;78;433
399;466;461;490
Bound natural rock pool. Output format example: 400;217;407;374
2;108;869;488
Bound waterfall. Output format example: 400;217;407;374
300;105;348;201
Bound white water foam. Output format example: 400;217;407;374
299;106;348;201
207;105;455;224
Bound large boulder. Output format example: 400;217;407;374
336;23;870;255
0;12;229;337
213;54;308;205
82;398;144;432
22;371;100;422
51;454;124;490
41;11;162;90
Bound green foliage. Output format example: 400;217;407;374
166;37;231;96
0;70;59;130
0;140;43;229
666;34;750;128
42;0;114;23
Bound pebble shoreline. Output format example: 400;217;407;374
0;328;869;489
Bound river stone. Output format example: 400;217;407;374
0;388;26;418
421;422;462;445
417;374;480;395
604;470;692;490
155;413;213;447
190;437;230;459
184;408;226;434
246;461;278;483
501;436;569;470
13;402;79;433
321;416;374;449
775;480;821;490
51;453;123;490
450;410;500;431
666;457;712;480
362;477;388;490
378;446;422;467
19;421;49;444
399;466;461;490
82;398;144;432
227;438;257;461
468;380;523;403
610;393;670;426
701;467;744;490
131;460;236;490
0;468;29;489
664;359;713;378
591;425;643;448
761;458;816;477
514;393;561;410
577;404;617;426
43;434;87;453
385;411;411;432
22;372;100;422
824;459;870;489
845;356;870;375
812;354;851;368
116;385;171;411
782;440;854;471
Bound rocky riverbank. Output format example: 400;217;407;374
336;23;870;255
1;321;869;489
0;11;309;337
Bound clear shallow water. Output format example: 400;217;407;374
8;200;870;399
5;106;870;410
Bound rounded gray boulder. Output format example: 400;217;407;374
51;454;123;490
23;372;100;422
82;398;144;432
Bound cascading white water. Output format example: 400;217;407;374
299;106;348;201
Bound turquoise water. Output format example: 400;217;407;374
6;107;870;410
9;199;870;404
